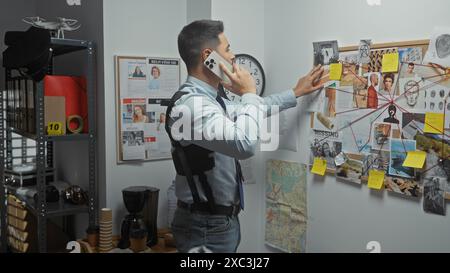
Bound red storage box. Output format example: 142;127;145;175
44;75;88;133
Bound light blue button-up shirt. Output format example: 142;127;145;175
168;76;297;206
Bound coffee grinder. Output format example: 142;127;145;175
118;186;160;249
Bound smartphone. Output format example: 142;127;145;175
204;50;233;85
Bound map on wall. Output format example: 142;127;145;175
265;159;307;253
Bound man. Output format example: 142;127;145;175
367;73;379;109
166;20;324;253
406;62;415;75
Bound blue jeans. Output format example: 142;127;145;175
171;207;241;253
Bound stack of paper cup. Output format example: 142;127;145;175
99;208;113;253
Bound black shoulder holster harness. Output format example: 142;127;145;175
165;91;218;212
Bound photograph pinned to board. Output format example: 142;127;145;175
339;52;360;87
335;153;365;184
379;72;400;97
424;27;450;68
396;77;424;111
358;39;372;64
115;56;180;163
336;109;374;154
365;72;382;109
371;122;392;151
368;48;398;73
385;176;422;198
421;82;450;113
312;83;338;131
389;139;416;179
313;40;339;66
309;129;342;170
367;149;390;172
423;176;446;216
398;47;424;80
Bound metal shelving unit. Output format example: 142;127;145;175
0;38;97;253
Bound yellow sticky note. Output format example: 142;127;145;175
311;158;327;176
367;170;385;190
382;53;399;73
329;63;343;80
403;150;427;169
424;112;444;134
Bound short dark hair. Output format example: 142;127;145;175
408;62;415;67
178;20;224;70
384;73;395;82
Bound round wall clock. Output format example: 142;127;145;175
224;53;266;101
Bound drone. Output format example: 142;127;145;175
22;16;81;39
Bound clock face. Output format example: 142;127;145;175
224;54;265;102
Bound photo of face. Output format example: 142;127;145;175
407;63;415;74
133;105;148;123
151;66;161;79
383;73;394;93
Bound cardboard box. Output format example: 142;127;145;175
44;96;66;135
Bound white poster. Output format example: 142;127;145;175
116;56;180;162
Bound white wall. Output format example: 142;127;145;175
211;0;266;253
263;0;450;252
102;0;187;235
187;0;211;23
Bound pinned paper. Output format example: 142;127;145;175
403;150;427;169
311;158;327;176
329;63;343;80
334;152;348;167
367;170;385;190
424;113;444;134
382;53;399;73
